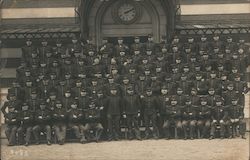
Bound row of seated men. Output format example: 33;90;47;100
2;85;247;146
2;34;249;146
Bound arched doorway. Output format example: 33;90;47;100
79;0;176;46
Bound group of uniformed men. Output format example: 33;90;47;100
2;34;249;146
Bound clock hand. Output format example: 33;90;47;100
124;8;135;14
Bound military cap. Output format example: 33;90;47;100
56;100;62;104
127;86;134;91
31;90;37;94
110;86;117;90
97;90;103;94
215;97;224;102
171;96;177;101
161;85;168;89
208;88;215;91
146;87;152;91
177;88;183;91
66;90;71;93
40;101;46;105
123;76;129;80
200;97;207;102
118;37;123;40
108;75;114;79
228;83;234;87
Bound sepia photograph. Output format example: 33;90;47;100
0;0;249;160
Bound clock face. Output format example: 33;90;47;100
118;3;137;22
112;1;141;25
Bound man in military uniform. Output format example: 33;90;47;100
197;98;211;138
210;34;223;50
145;34;156;54
39;76;52;99
177;74;192;95
104;76;121;96
32;100;52;145
126;65;138;84
182;97;199;139
106;87;122;141
53;39;67;58
67;100;85;143
120;76;132;97
233;74;248;106
115;37;129;57
27;90;40;113
130;36;144;54
17;103;34;146
38;61;49;76
198;35;209;53
78;88;90;110
62;90;74;110
72;80;83;98
84;38;97;56
136;74;149;98
38;39;52;62
190;88;200;106
158;86;171;138
68;36;82;57
162;97;181;139
229;98;246;139
2;94;21;116
123;87;141;140
192;73;208;95
82;100;104;143
4;107;20;146
99;37;114;57
21;39;37;64
23;79;36;100
223;83;238;105
52;100;67;145
210;97;231;139
141;88;159;139
56;79;68;99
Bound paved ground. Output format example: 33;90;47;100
1;133;249;160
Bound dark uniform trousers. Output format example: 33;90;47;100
32;125;51;142
144;113;159;138
163;106;183;138
5;125;18;145
210;106;231;137
230;105;246;137
107;114;120;139
197;105;211;138
210;120;231;137
82;123;104;140
142;96;159;138
17;125;33;144
126;114;140;138
53;123;67;142
68;123;82;139
182;106;199;138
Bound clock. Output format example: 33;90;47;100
112;1;142;25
